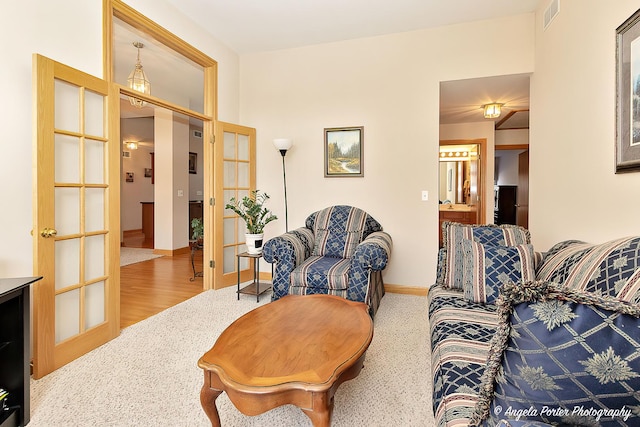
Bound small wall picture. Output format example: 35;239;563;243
324;126;364;177
189;152;197;174
144;168;152;178
125;172;134;183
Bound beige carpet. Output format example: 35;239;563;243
120;247;163;266
29;286;433;426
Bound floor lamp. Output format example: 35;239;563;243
273;138;292;231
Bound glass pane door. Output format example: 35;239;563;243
215;122;256;288
33;55;119;378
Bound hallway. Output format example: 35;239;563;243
120;231;203;328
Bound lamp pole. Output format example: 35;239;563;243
273;139;293;232
279;150;289;231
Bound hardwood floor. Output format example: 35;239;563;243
120;231;204;329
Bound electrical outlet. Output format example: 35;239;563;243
421;190;429;201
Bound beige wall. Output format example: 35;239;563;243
10;1;635;288
530;0;640;250
0;0;239;276
240;14;535;288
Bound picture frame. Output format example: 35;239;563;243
324;126;364;177
189;152;197;174
144;168;152;178
616;8;640;173
125;172;134;183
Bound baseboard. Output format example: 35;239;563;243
153;246;190;256
384;284;428;296
258;273;428;297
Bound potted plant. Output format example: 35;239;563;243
225;190;278;254
191;217;204;246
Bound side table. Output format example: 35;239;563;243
190;240;203;282
236;252;271;302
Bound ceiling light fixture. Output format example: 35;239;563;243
482;103;504;119
124;141;138;150
127;42;151;108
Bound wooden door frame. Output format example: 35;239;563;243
103;0;218;290
495;144;528;151
439;139;486;224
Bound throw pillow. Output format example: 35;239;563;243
535;236;640;302
461;240;535;304
440;221;531;290
470;281;640;426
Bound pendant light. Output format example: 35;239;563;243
127;42;151;108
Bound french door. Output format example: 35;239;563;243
32;55;120;378
215;122;257;288
32;54;255;377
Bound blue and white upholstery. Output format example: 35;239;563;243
429;227;640;427
263;205;392;317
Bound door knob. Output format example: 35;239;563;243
40;228;58;238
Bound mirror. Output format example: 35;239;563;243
439;144;477;205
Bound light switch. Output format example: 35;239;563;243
421;190;429;201
177;189;184;197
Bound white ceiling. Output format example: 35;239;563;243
440;74;531;126
164;0;541;54
117;0;539;126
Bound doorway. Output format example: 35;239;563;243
439;72;531;241
438;139;486;246
494;145;529;228
108;0;216;330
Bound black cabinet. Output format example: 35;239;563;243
0;277;42;427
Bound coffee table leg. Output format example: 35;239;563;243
200;383;223;427
301;393;334;427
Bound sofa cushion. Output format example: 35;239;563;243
535;236;640;302
462;240;535;304
471;280;640;426
289;255;349;298
311;206;367;258
441;222;531;290
428;284;498;425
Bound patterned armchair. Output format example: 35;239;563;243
263;205;392;317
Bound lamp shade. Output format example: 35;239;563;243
273;138;292;151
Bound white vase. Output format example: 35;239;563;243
245;233;264;254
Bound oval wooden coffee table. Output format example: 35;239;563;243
198;294;374;426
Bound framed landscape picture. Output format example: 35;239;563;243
616;8;640;172
324;126;364;177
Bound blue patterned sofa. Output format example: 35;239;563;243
429;222;640;426
263;205;392;317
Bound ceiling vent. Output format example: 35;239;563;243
193;130;202;138
543;0;560;31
